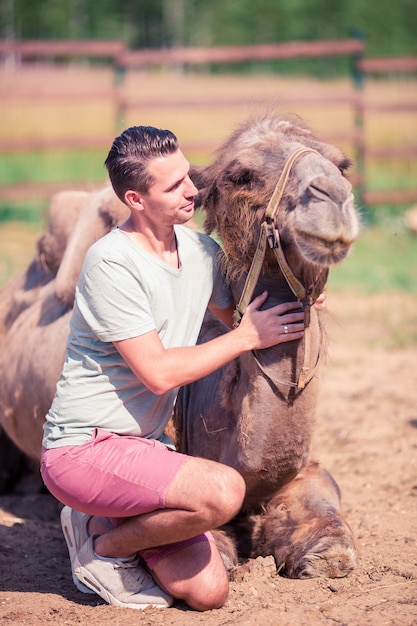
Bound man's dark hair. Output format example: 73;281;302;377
104;126;179;202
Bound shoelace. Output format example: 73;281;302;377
113;558;154;592
113;557;137;569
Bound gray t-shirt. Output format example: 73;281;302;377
43;226;232;449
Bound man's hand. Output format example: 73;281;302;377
237;291;305;350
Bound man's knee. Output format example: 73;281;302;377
152;538;230;611
167;457;246;527
207;465;246;526
183;572;229;611
166;557;229;611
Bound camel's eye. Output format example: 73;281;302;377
339;157;352;173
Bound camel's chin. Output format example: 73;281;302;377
296;235;353;268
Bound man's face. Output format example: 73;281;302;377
138;149;198;226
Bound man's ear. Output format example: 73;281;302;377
124;189;143;209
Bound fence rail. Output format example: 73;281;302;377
0;39;126;59
118;39;364;67
0;38;363;65
1;38;416;207
357;56;417;73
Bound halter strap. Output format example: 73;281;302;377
234;147;319;325
233;146;325;390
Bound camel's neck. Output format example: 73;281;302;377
231;252;328;316
232;272;298;311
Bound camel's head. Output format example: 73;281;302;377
191;110;360;285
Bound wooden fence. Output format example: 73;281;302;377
1;38;416;208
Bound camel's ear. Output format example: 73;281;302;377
189;164;221;224
189;164;208;190
222;160;261;190
189;164;209;210
200;179;220;234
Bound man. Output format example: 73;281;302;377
41;125;307;611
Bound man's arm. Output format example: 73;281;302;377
208;302;236;329
114;292;304;395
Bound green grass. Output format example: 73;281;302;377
1;150;107;186
328;224;417;294
0;199;48;225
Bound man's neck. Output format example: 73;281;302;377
120;218;179;268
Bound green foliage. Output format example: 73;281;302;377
1;0;416;59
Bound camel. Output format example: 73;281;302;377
172;111;360;578
0;110;360;579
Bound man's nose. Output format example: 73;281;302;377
186;176;198;196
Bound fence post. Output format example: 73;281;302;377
113;58;127;133
349;28;367;217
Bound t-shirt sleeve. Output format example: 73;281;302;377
76;258;156;342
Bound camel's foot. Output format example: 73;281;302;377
276;514;358;579
256;462;358;579
212;528;239;571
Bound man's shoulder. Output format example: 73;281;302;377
81;229;131;278
85;228;122;260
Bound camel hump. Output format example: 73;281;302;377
37;190;90;273
38;185;129;307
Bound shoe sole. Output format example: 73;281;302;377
60;506;96;595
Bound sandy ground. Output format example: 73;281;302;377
0;292;416;626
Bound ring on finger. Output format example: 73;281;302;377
284;325;289;334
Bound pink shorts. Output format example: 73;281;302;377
41;428;212;569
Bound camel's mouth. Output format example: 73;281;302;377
295;230;354;267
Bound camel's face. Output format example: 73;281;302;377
281;151;359;268
193;112;360;281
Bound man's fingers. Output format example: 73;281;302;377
247;294;304;316
247;291;269;310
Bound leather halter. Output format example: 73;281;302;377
233;147;326;390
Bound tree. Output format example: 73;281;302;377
1;0;416;57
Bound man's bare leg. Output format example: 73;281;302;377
88;456;245;609
151;539;229;610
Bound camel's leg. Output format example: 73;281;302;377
211;528;239;571
255;461;358;579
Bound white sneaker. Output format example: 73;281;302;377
73;535;173;609
60;506;96;594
